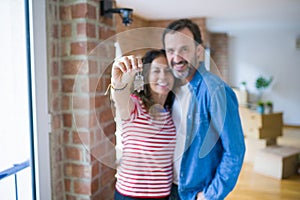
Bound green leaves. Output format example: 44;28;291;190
255;76;273;90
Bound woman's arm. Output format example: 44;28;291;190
111;55;142;120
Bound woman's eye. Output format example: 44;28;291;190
167;49;174;54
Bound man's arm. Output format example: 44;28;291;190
203;85;246;199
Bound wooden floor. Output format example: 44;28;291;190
227;163;300;200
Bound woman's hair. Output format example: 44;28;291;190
133;49;175;111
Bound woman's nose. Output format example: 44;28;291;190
159;70;167;79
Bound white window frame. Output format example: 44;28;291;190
29;0;51;199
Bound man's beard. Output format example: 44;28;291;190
172;66;191;79
171;54;199;80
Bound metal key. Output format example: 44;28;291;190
134;71;144;92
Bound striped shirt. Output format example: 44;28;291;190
116;95;176;198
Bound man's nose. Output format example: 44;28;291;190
173;52;184;63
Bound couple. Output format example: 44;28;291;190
110;19;245;200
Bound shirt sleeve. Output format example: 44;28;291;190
203;84;246;200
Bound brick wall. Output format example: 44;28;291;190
48;0;116;199
47;1;229;198
209;33;229;83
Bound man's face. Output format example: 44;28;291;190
164;28;201;81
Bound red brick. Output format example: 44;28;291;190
92;162;100;177
60;5;72;21
72;131;90;145
52;24;59;38
94;95;109;108
55;147;62;163
65;146;82;161
59;41;70;57
61;23;72;37
99;108;114;124
51;114;61;129
64;163;91;178
63;113;73;128
51;79;59;93
72;96;90;110
72;3;96;20
74;180;91;195
91;178;99;193
71;42;87;55
100;168;116;186
88;60;98;75
73;113;89;129
51;61;59;76
51;96;60;112
86;23;96;38
62;60;86;75
63;130;70;144
103;122;116;140
77;23;86;36
62;78;75;93
99;27;116;40
64;179;71;192
77;23;96;38
55;180;63;194
62;95;70;110
65;194;76;200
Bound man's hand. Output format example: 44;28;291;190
197;192;206;200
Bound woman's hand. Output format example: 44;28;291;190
111;55;143;85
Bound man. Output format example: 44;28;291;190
162;19;245;200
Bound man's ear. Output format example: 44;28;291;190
196;44;205;61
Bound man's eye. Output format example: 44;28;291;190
182;47;188;52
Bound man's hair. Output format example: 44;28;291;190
162;18;203;47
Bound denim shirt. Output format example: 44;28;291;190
177;63;246;200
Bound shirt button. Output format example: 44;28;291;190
180;173;183;177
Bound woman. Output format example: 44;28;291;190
111;49;176;200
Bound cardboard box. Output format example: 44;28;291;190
254;145;300;179
277;128;300;149
239;107;283;139
244;137;277;164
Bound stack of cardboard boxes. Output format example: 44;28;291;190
239;107;300;179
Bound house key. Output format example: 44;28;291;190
134;71;144;92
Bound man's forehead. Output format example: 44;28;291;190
165;29;195;43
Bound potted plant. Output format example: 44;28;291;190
255;76;273;101
240;81;247;91
265;101;273;114
256;101;265;114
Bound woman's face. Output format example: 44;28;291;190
148;55;175;96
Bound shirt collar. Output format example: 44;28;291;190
188;61;206;91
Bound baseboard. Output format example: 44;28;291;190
284;124;300;129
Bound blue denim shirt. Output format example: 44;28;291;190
177;63;245;200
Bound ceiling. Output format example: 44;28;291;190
116;0;300;33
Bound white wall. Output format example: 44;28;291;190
228;28;300;125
